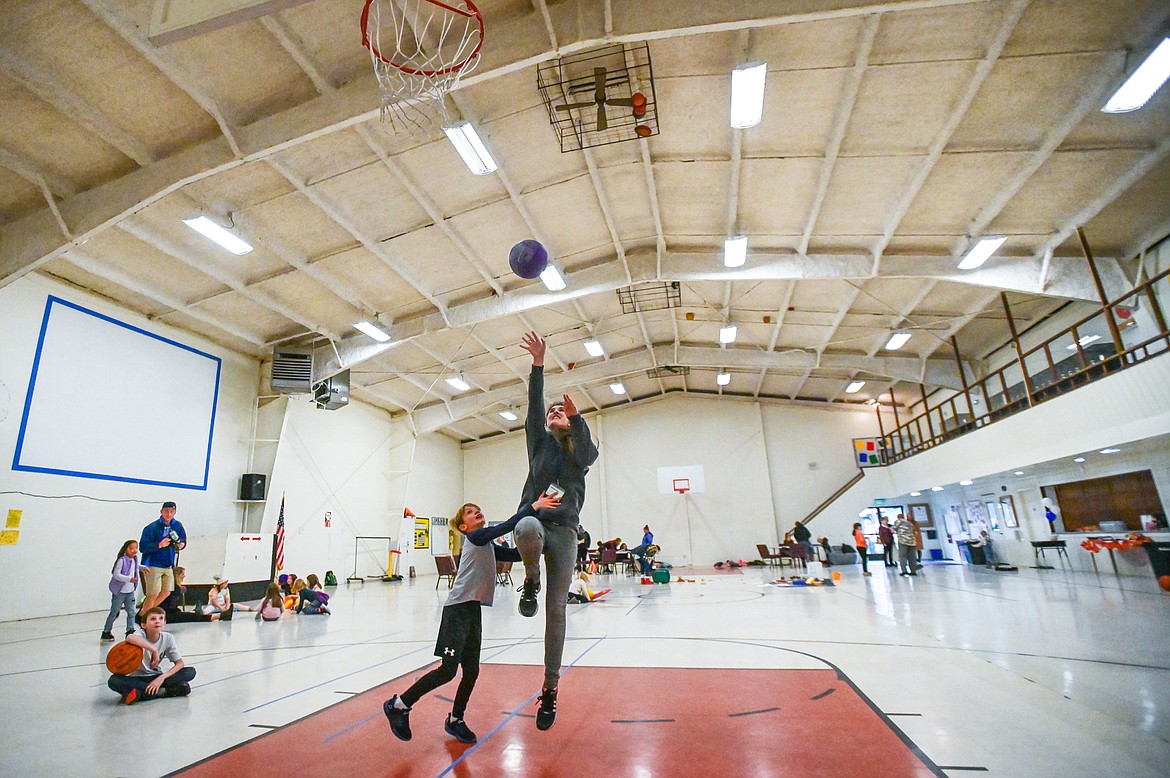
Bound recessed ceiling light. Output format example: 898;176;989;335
724;235;747;268
442;121;497;175
498;409;518;421
730;61;767;129
353;320;391;342
182;216;253;255
1074;457;1085;463
719;323;738;344
1066;334;1101;350
931;486;944;492
445;376;471;392
957;236;1006;270
583;338;605;357
1102;37;1170;113
610;382;626;395
716;371;731;386
884;331;912;350
959;480;973;486
910;491;921;497
845;380;866;394
539;264;567;291
1100;448;1121;454
1014;471;1024;476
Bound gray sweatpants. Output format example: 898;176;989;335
514;517;577;689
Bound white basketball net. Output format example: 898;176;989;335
362;0;485;134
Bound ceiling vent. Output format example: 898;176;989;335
617;281;681;314
271;348;313;393
313;370;350;411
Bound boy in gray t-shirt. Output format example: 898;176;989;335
107;607;197;704
383;492;560;744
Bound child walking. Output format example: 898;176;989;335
384;492;560;744
102;540;139;641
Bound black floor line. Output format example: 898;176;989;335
811;688;835;700
248;724;279;729
334;690;360;695
937;767;989;772
728;706;779;717
886;712;923;717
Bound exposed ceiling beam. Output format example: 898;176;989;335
0;145;79;199
259;13;335;94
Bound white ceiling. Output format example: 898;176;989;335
2;0;1168;441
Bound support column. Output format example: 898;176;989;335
1077;227;1125;357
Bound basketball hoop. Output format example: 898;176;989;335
673;478;690;495
360;0;485;133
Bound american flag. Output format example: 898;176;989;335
275;495;286;571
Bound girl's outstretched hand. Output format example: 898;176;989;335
561;394;578;417
533;493;561;512
521;331;546;367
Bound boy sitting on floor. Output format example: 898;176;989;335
107;607;197;705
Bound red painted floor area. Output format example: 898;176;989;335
175;664;940;777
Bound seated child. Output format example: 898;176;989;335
567;571;610;603
161;568;219;623
107;607;196;704
293;578;330;615
384;492;559;745
306;573;330;605
256;583;285;621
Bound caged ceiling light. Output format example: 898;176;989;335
182;216;253;255
584;338;605;357
723;235;747;268
845;380;865;394
957;236;1006;270
884;331;912;350
719;323;738;344
730;61;767;129
539;264;567;291
716;371;731;386
610;382;626;395
1102;38;1170;113
442;122;497;175
498;409;518;421
445;375;471;392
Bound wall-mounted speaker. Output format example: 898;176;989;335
239;473;266;501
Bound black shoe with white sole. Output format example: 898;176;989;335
518;578;540;618
536;687;557;731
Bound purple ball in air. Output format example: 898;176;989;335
509;240;549;280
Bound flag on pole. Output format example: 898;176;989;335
275;495;286;571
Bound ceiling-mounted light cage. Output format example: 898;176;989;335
617;281;681;314
537;43;658;153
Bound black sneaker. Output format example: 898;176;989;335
535;687;557;731
518;578;540;618
444;716;477;743
100;632;115;642
383;696;412;741
166;682;192;697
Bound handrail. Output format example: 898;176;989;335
878;261;1170;465
800;470;865;526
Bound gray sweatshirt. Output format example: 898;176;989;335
517;365;600;528
446;507;527;607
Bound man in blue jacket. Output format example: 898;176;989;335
138;501;187;619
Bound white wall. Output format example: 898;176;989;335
259;396;463;584
0;275;258;621
463;395;881;567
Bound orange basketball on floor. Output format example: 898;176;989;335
105;641;143;675
1158;575;1170;592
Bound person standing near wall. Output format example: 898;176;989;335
138;501;186;619
513;331;600;732
879;518;895;567
852;523;871;576
792;520;813;559
893;513;918;576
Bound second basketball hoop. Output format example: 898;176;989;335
360;0;485;134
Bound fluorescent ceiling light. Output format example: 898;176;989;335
1074;457;1085;463
724;235;747;268
910;491;922;497
445;376;471;392
1100;447;1121;454
1066;334;1101;350
442;121;497;175
610;382;626;395
845;380;865;394
1103;38;1170;113
959;480;973;486
719;323;738;344
1014;471;1025;476
957;236;1006;270
584;338;605;357
931;486;944;492
716;371;731;386
730;61;767;129
182;216;252;255
353;320;391;342
884;331;912;351
499;410;518;421
539;264;566;291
